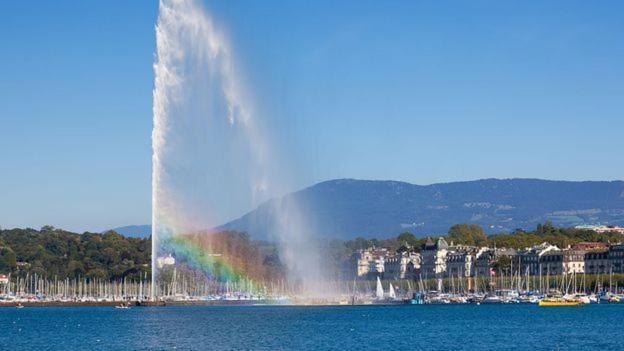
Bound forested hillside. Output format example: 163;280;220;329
0;226;150;280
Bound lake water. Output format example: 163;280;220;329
3;304;623;350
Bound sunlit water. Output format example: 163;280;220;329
4;304;623;350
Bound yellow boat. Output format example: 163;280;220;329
538;297;581;307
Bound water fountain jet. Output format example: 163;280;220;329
151;0;333;302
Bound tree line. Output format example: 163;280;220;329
1;222;621;281
324;222;623;264
0;226;286;282
0;226;151;280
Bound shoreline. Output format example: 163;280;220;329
0;299;291;308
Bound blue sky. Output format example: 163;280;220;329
1;1;623;232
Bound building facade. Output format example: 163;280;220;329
420;237;449;279
609;244;624;273
585;250;610;274
351;248;390;279
383;248;421;280
519;243;560;276
347;239;623;281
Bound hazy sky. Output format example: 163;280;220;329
1;1;623;232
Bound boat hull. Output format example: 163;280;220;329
538;300;581;307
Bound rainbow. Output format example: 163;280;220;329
161;235;255;285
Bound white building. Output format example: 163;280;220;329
383;244;421;279
353;248;389;278
156;254;176;269
420;237;449;280
574;225;624;235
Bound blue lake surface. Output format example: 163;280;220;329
2;304;623;350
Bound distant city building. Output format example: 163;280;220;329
609;244;624;273
156;254;176;269
474;250;494;277
572;242;608;251
350;245;423;280
420;237;449;280
446;247;488;278
540;250;585;275
519;243;560;276
584;250;610;274
446;250;472;278
352;248;389;279
346;237;623;281
574;225;624;235
562;250;586;274
383;244;420;280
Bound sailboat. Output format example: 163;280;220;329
375;277;384;300
388;283;397;300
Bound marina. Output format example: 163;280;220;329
2;270;623;307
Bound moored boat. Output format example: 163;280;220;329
570;294;591;304
115;301;131;309
405;292;425;305
538;296;581;307
599;292;621;303
481;294;502;304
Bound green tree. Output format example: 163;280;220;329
40;225;56;232
67;260;85;276
0;247;17;272
345;237;373;251
397;232;419;246
448;224;487;246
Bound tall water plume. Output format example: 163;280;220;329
152;0;328;299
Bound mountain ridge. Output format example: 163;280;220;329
220;178;624;239
113;178;624;239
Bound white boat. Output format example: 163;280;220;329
481;294;502;304
599;292;621;303
588;294;599;303
569;294;591;304
375;277;384;300
427;293;451;304
115;302;131;309
496;289;519;303
388;283;397;300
